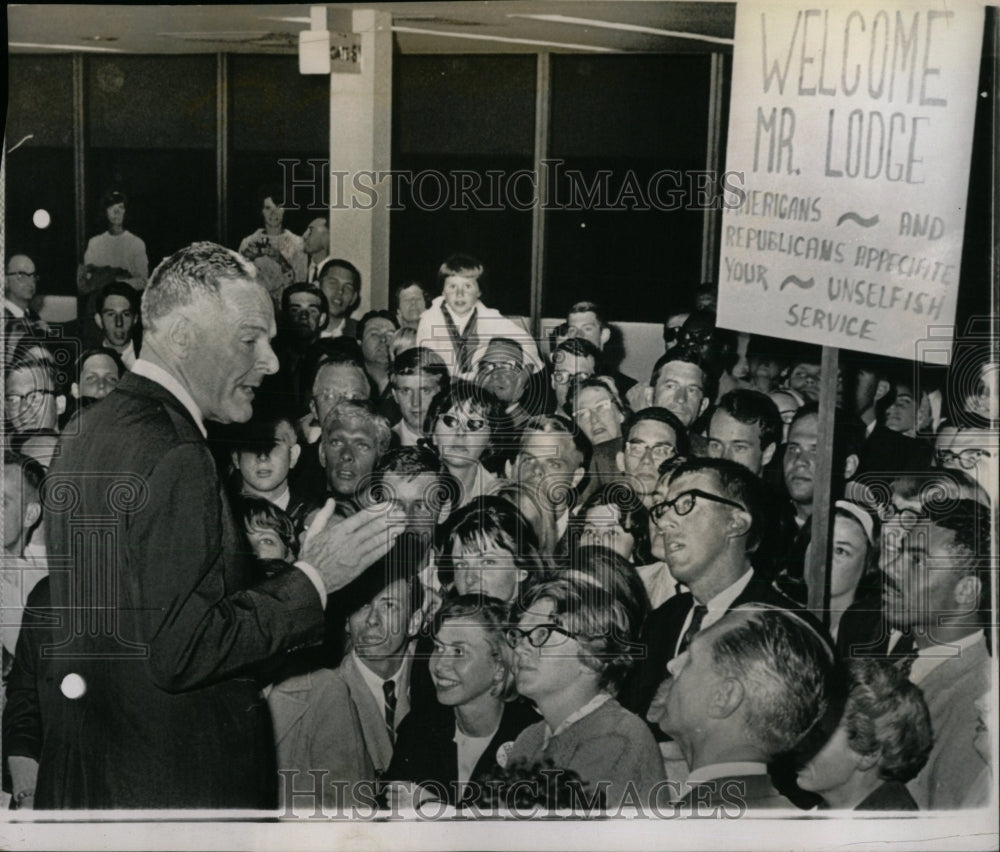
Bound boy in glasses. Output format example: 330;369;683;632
549;338;598;411
616;407;689;507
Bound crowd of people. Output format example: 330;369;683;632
1;187;996;817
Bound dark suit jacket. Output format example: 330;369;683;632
855;780;918;810
38;372;326;809
856;424;934;477
386;698;537;806
622;571;827;720
679;773;796;811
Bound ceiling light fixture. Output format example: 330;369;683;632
10;41;125;53
391;25;616;52
507;14;734;46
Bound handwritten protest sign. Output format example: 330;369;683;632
717;2;984;364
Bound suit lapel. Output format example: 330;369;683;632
342;655;394;771
269;674;313;745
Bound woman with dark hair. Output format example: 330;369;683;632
421;379;502;508
384;594;536;810
438;495;546;604
503;575;665;809
567;481;653;566
803;500;882;640
83;189;149;290
238;184;307;302
797;658;933;810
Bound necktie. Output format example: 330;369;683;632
678;603;708;655
383;679;397;738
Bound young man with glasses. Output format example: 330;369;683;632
4;350;63;434
623;457;824;722
616;407;690;507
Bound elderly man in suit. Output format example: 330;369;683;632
647;605;835;810
37;242;400;809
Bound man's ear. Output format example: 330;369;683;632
643;385;654;407
407;607;425;639
760;442;777;469
231;450;240;469
570;466;585;489
93;313;103;330
71;382;80;400
843;453;859;481
289;443;301;469
615;451;626;473
708;677;744;719
164;314;194;358
954;574;982;609
600;326;611;348
23;500;42;531
874;379;891;402
728;508;753;540
56;395;66;416
698;396;710;418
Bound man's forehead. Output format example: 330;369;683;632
365;319;395;334
950;428;992;449
484;342;524;363
7;255;35;273
711;408;759;439
316;363;367;390
788;414;818;441
81;354;117;373
629;419;676;445
657;360;705;386
308;218;327;230
568;311;599;326
326;418;373;437
521;430;572;453
290;292;321;306
7;365;51;389
103;295;132;311
667;469;717;496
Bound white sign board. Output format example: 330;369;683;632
717;2;985;364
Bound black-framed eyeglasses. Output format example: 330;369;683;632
625;439;675;463
503;623;580;649
877;503;928;529
477;360;523;375
440;413;488;432
4;389;54;411
650;488;747;523
552;370;592;385
936;447;992;470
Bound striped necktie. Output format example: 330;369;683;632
383;679;397;738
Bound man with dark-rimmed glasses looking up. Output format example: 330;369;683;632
622;456;827;722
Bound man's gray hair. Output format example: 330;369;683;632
321;399;392;456
142;242;258;332
710;605;834;757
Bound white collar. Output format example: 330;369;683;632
685;762;769;786
4;298;26;318
352;648;410;708
542;692;610;748
131;359;207;438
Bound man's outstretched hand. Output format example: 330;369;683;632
300;500;400;595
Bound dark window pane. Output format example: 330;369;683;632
391;55;536;316
544;55;712;322
87;56;216;149
8;55;74;147
228;56;329;248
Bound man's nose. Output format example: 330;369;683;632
113;313;124;327
260;341;279;376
